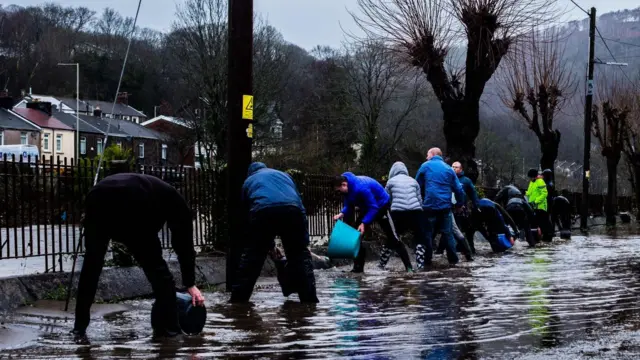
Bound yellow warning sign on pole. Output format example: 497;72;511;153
242;95;253;120
246;123;253;138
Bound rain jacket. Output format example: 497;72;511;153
456;171;479;209
341;172;390;225
385;162;422;212
495;185;523;207
415;155;465;211
526;177;549;212
242;162;305;214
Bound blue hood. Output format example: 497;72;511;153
248;162;267;177
340;172;389;225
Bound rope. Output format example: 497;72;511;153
93;0;143;186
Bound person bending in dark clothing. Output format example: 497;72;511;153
73;173;204;340
495;185;539;247
552;194;572;239
230;162;318;303
474;199;518;253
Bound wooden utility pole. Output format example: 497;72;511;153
226;0;253;290
581;7;596;232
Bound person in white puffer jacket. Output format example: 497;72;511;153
385;162;427;267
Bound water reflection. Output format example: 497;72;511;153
4;236;640;359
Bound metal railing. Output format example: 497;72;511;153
0;155;635;274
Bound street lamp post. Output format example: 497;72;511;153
58;63;80;162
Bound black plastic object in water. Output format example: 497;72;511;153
176;292;206;335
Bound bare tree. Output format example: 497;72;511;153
351;0;559;182
170;0;293;169
342;40;427;177
621;81;640;220
592;76;634;225
501;27;576;178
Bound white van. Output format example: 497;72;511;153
0;144;40;163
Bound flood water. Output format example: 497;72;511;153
3;234;640;359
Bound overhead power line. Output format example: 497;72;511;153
569;0;590;16
599;37;640;49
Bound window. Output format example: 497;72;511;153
43;133;50;151
138;143;144;158
20;132;28;145
116;141;122;149
161;144;167;160
132;116;139;123
56;134;62;152
80;137;87;155
97;138;103;155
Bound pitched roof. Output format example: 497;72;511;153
141;115;191;128
60;98;146;118
54;112;103;134
111;119;163;140
0;108;41;131
77;115;129;138
11;108;73;131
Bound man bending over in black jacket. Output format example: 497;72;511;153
73;173;204;340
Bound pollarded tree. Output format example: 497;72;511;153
592;77;633;226
351;0;559;182
501;28;576;179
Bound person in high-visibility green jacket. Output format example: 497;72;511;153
526;169;553;242
526;171;548;211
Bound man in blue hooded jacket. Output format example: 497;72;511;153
333;172;413;273
415;148;466;266
230;162;318;303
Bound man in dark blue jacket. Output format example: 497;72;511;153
230;162;318;303
333;172;413;273
451;161;478;256
415;148;466;267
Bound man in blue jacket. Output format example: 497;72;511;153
415;148;465;267
333;172;413;273
230;162;318;303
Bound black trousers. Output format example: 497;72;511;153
351;203;412;272
455;211;476;254
390;210;424;248
535;209;554;242
230;206;318;303
76;225;181;336
473;207;510;253
506;204;537;247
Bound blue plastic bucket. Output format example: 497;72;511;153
497;234;513;250
327;221;362;259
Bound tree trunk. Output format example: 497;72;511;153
539;131;560;180
605;155;620;226
632;153;640;221
443;99;480;183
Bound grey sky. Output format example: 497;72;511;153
9;0;640;50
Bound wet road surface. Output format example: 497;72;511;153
2;234;640;359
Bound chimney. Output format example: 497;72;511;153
116;92;128;105
0;90;12;109
93;105;102;118
26;101;52;116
